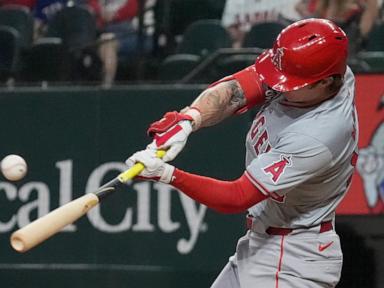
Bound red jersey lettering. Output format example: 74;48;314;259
254;130;269;155
249;115;271;156
250;116;265;139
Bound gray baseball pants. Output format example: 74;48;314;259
211;229;342;288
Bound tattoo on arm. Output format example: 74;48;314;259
229;80;246;108
191;80;246;127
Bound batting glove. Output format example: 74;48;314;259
147;108;201;162
125;149;175;183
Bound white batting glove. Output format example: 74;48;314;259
147;108;201;162
125;149;175;183
147;120;191;162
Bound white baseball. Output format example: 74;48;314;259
1;154;28;181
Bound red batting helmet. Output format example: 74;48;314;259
255;18;348;92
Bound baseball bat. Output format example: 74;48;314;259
10;150;165;253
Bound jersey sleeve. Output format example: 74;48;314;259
245;132;333;200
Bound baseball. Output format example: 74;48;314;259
1;154;28;181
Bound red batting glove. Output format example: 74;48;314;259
147;109;201;162
147;111;193;137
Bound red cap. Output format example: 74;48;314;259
255;18;348;92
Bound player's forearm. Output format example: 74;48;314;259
171;169;267;213
188;80;246;128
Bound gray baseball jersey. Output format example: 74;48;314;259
245;66;358;229
210;67;358;288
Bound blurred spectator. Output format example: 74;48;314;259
221;0;304;48
295;0;316;17
90;0;153;86
33;0;66;40
297;0;379;55
31;0;148;86
33;0;99;38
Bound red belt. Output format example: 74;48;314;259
246;215;333;235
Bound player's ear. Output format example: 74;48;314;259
319;77;334;87
308;77;333;89
326;75;343;94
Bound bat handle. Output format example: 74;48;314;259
96;178;121;200
96;150;166;199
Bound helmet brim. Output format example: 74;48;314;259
255;49;320;92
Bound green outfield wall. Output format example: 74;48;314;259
0;85;252;288
0;85;382;288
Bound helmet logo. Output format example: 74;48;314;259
272;48;284;70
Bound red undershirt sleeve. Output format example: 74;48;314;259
171;169;268;214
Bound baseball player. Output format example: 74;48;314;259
126;18;359;287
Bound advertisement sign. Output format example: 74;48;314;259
0;88;248;288
0;76;382;288
337;74;384;214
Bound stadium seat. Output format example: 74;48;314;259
46;5;97;51
176;19;232;56
21;37;70;82
0;25;20;81
215;53;261;79
243;22;286;49
206;0;226;16
44;5;99;82
356;51;384;73
365;23;384;51
0;6;33;49
347;56;371;73
158;54;201;82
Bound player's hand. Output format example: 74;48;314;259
147;109;201;162
125;149;175;183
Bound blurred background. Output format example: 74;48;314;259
0;0;383;287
